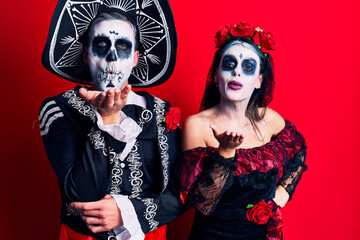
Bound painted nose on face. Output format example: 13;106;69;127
232;70;241;77
106;50;117;62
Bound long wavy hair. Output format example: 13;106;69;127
200;37;275;138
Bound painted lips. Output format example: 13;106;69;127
228;80;243;90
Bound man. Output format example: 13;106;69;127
40;1;183;239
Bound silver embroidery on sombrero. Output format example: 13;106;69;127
63;89;96;122
141;0;153;8
103;0;136;11
48;0;172;87
131;9;170;85
153;97;169;192
55;2;100;71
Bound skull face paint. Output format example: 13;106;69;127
216;44;262;102
87;19;137;91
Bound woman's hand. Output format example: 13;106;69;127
210;124;244;158
79;84;131;125
273;185;289;208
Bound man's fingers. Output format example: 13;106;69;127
82;216;103;225
79;88;90;101
93;92;106;107
121;84;131;99
88;224;108;233
102;194;112;200
71;201;101;211
79;88;104;103
81;209;102;217
104;89;115;108
114;89;121;105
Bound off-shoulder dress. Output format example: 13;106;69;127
180;120;307;240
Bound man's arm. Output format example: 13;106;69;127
40;96;123;203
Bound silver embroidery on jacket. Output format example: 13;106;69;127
153;97;169;191
66;203;80;216
39;101;64;136
63;89;96;122
142;198;159;231
137;109;153;129
127;141;144;199
88;127;123;194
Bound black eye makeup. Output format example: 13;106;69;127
91;35;133;60
241;58;257;75
115;39;132;59
222;55;238;71
92;36;111;58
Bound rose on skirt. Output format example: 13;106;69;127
246;200;273;224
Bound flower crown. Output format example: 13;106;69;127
214;22;275;57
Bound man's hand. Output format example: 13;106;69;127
79;84;131;125
210;124;244;158
71;195;123;233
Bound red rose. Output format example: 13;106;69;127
259;31;275;53
164;107;181;132
252;30;261;46
229;22;255;38
246;200;273;224
215;25;230;48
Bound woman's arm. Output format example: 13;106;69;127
266;108;307;207
181;115;243;215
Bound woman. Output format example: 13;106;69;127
180;22;307;240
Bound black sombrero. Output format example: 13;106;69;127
42;0;177;88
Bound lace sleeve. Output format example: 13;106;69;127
278;147;307;200
183;150;235;215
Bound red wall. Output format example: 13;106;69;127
1;0;359;239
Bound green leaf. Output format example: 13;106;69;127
163;118;166;122
246;204;254;209
226;35;231;40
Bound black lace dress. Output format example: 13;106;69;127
180;120;307;240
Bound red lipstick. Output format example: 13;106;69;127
228;81;243;90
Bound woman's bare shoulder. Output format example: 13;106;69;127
262;107;285;135
182;109;214;151
184;109;213;127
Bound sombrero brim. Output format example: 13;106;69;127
42;0;177;88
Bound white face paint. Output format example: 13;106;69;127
216;44;262;102
87;19;137;91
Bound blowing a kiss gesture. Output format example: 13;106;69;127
79;84;131;125
209;124;244;158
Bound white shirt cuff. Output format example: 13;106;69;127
92;107;142;142
112;194;145;240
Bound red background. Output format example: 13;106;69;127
1;0;359;239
